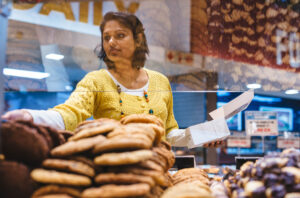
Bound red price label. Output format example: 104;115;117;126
227;136;251;148
277;137;300;149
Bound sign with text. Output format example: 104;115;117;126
227;136;251;148
277;137;300;149
245;111;278;136
9;1;139;36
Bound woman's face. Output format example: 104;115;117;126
103;20;136;64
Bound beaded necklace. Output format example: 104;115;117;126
117;84;154;118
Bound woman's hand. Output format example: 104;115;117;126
203;140;225;148
1;109;33;122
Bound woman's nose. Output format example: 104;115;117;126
109;37;117;46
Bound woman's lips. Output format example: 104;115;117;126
109;48;120;55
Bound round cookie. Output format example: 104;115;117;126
93;137;152;154
69;122;117;141
107;125;156;142
0;160;37;198
82;183;151;198
152;147;175;170
94;150;153;166
58;130;74;141
172;174;210;186
172;168;208;179
120;114;164;128
95;173;155;187
2;121;49;165
161;182;213;198
51;135;106;157
44;125;66;146
126;123;165;144
42;159;95;177
31;185;81;198
17;120;54;150
137;159;164;172
158;140;171;151
65;156;95;169
149;152;168;171
114;166;170;187
31;169;92;187
75;118;119;134
109;133;153;144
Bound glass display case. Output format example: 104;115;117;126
1;0;300;165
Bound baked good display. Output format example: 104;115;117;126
0;120;68;198
0;160;37;198
223;148;300;198
161;180;214;198
161;167;214;198
29;115;175;197
191;0;300;72
1;120;65;166
5;114;298;198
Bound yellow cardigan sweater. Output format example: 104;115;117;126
52;69;178;137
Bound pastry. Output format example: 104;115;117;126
31;168;92;187
51;135;106;157
94;150;153;166
42;158;95;177
82;183;150;198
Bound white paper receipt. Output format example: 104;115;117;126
167;89;254;148
186;118;230;148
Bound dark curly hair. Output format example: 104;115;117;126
98;12;149;70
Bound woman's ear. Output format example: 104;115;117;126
136;33;143;47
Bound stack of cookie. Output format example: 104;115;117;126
83;114;174;198
161;168;213;198
30;118;117;197
0;120;65;198
30;114;175;197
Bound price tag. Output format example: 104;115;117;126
277;137;300;149
245;111;278;136
227;136;251;148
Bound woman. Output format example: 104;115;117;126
2;12;222;147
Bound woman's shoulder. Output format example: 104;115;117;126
145;68;169;83
85;69;107;78
79;69;112;87
81;69;110;82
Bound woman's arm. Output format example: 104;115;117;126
26;109;65;130
51;73;98;131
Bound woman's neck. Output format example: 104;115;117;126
108;62;148;89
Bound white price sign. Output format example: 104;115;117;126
277;137;300;149
245;111;278;136
227;136;251;148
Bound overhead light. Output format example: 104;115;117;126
285;89;299;95
65;85;73;91
45;53;64;60
247;83;261;89
3;68;50;79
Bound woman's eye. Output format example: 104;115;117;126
118;33;125;38
104;36;110;41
